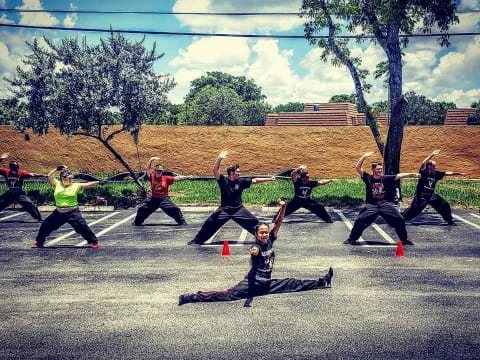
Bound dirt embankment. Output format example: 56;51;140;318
0;125;478;178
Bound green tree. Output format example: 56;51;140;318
403;91;447;125
329;94;357;104
0;98;27;125
180;86;244;125
301;0;458;175
5;33;175;191
273;102;304;113
182;72;270;125
185;71;265;102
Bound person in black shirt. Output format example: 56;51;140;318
188;151;276;245
0;153;43;221
276;165;335;222
344;152;420;246
402;150;466;225
179;200;333;306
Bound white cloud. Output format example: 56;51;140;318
0;42;9;59
17;0;58;26
0;0;6;7
433;88;480;106
172;0;303;33
63;3;78;28
458;0;480;11
0;14;14;24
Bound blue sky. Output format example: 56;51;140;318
0;0;479;107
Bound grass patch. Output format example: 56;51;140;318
1;178;479;208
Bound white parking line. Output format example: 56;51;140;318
76;213;136;246
45;212;120;246
334;210;366;245
371;224;397;244
454;214;480;230
470;213;480;221
0;212;25;221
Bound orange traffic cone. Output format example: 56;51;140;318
395;241;405;257
221;240;231;256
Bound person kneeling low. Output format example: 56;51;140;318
179;200;333;306
32;166;101;248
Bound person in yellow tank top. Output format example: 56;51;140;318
32;166;101;248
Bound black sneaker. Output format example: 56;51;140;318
401;239;414;246
447;220;456;226
320;267;334;288
343;239;359;245
177;220;188;225
178;294;189;306
326;219;334;223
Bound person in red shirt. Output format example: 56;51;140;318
133;157;192;226
0;153;43;221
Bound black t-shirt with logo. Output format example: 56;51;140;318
217;174;252;207
362;172;397;204
247;230;277;282
0;168;32;193
416;169;445;198
293;180;317;200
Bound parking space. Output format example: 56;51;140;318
0;206;479;359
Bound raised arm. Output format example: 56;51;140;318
395;173;421;180
356;152;374;177
290;165;307;183
47;165;66;186
213;151;228;180
80;181;100;190
271;199;287;238
0;153;8;163
421;150;440;170
146;156;160;177
252;176;276;185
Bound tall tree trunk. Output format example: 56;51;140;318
321;1;385;155
98;138;147;196
384;26;404;175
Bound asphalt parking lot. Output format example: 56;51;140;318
0;206;479;360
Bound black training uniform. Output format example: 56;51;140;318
0;168;42;221
278;179;332;222
402;169;452;223
180;231;328;304
190;175;258;244
347;173;408;242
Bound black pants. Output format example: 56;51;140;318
181;276;327;303
36;209;98;245
134;196;185;225
0;190;42;221
275;198;331;222
191;206;258;244
402;194;453;223
348;201;408;241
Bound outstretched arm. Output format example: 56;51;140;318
0;153;8;163
444;171;467;177
356;152;374;177
395;173;420;180
317;179;336;186
146;156;160;177
80;181;100;190
174;175;194;181
213;151;228;180
252;176;276;184
271;199;287;238
421;150;440;170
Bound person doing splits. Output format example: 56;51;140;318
32;166;101;248
402;150;466;225
276;165;335;222
133;157;192;226
179;200;333;306
0;153;43;221
343;152;420;246
188;150;276;245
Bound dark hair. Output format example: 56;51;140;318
371;162;383;169
9;161;19;170
255;223;270;235
60;170;73;179
426;161;434;166
300;171;309;179
227;164;240;176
